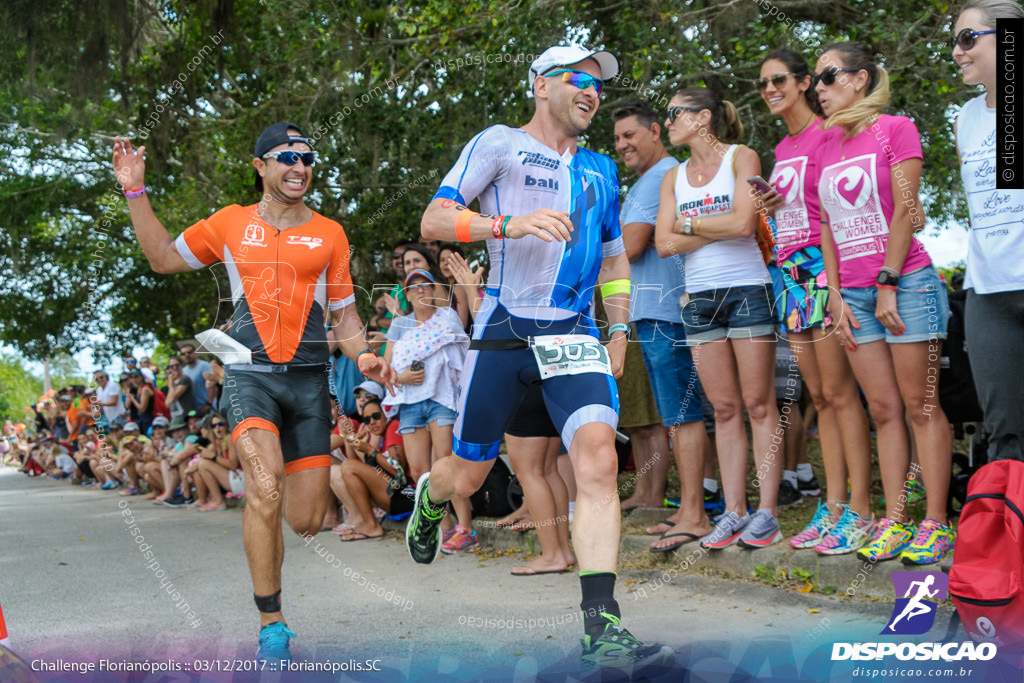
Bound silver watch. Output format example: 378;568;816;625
682;216;693;235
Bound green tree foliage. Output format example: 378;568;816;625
0;354;44;422
0;0;976;360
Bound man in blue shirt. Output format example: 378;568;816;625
612;99;714;553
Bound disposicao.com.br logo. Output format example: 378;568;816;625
832;572;998;662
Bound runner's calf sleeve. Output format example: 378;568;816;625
254;590;282;614
580;571;619;637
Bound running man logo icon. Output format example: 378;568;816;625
881;572;949;635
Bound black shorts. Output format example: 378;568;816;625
504;383;560;439
222;366;332;475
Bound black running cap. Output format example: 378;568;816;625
254;122;311;193
254;121;311;159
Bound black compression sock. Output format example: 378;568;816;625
580;571;620;638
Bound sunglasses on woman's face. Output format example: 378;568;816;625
755;72;795;91
361;411;384;423
667;105;703;123
951;28;996;51
211;422;226;428
812;66;861;87
406;282;434;293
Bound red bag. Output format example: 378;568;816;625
949;460;1024;653
151;388;171;420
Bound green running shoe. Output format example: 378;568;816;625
580;613;674;671
406;472;445;564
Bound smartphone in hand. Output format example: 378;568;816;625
747;176;773;194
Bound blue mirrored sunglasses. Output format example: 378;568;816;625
262;150;318;167
545;69;604;96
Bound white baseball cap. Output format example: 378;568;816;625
353;380;385;401
528;46;619;87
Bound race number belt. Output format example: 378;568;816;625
530;334;611;379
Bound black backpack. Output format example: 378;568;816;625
470;457;516;517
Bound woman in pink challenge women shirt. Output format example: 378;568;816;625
952;0;1024;465
815;42;953;565
758;49;874;557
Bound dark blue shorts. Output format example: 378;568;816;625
453;300;619;461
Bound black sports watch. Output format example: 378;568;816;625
876;270;900;287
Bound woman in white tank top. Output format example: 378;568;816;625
953;0;1024;464
654;87;783;550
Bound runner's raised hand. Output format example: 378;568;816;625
112;136;146;190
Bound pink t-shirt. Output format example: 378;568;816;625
770;119;837;263
817;114;932;288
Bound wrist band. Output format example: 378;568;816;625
608;323;630;337
599;279;631;298
500;215;511;238
695;218;702;235
455;210;477;242
876;284;897;290
356;350;375;371
123;186;146;199
491;215;506;239
879;266;900;276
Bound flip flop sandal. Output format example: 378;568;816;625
649;531;701;554
645;519;676;536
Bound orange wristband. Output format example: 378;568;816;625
455;210;477;242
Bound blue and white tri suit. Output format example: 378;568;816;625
433;125;624;460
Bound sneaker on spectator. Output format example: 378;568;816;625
119;486;139;496
100;480;120;490
856;518;916;562
441;527;456;544
703;486;724;516
906;478;926;504
440;525;478;554
257;621;296;664
797;474;821;497
163;493;191;508
790;500;838;549
815;507;875;555
778;480;803;506
700;511;750;550
81;479;99;487
736;510;782;549
899;519;955;565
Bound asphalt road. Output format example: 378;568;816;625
0;467;1005;682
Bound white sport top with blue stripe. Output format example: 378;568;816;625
433;125;624;318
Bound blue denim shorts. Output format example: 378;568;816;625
681;284;777;344
398;399;458;434
840;266;949;344
634;320;705;425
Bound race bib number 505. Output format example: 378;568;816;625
531;334;611;380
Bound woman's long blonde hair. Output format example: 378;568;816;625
820;42;890;137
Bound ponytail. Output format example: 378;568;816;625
819;42;891;137
719;100;744;143
673;87;746;144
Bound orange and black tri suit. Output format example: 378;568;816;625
175;204;354;474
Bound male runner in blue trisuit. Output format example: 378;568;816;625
405;45;673;671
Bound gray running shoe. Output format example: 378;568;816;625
737;510;783;549
700;511;750;549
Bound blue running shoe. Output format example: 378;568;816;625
257;621;296;664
